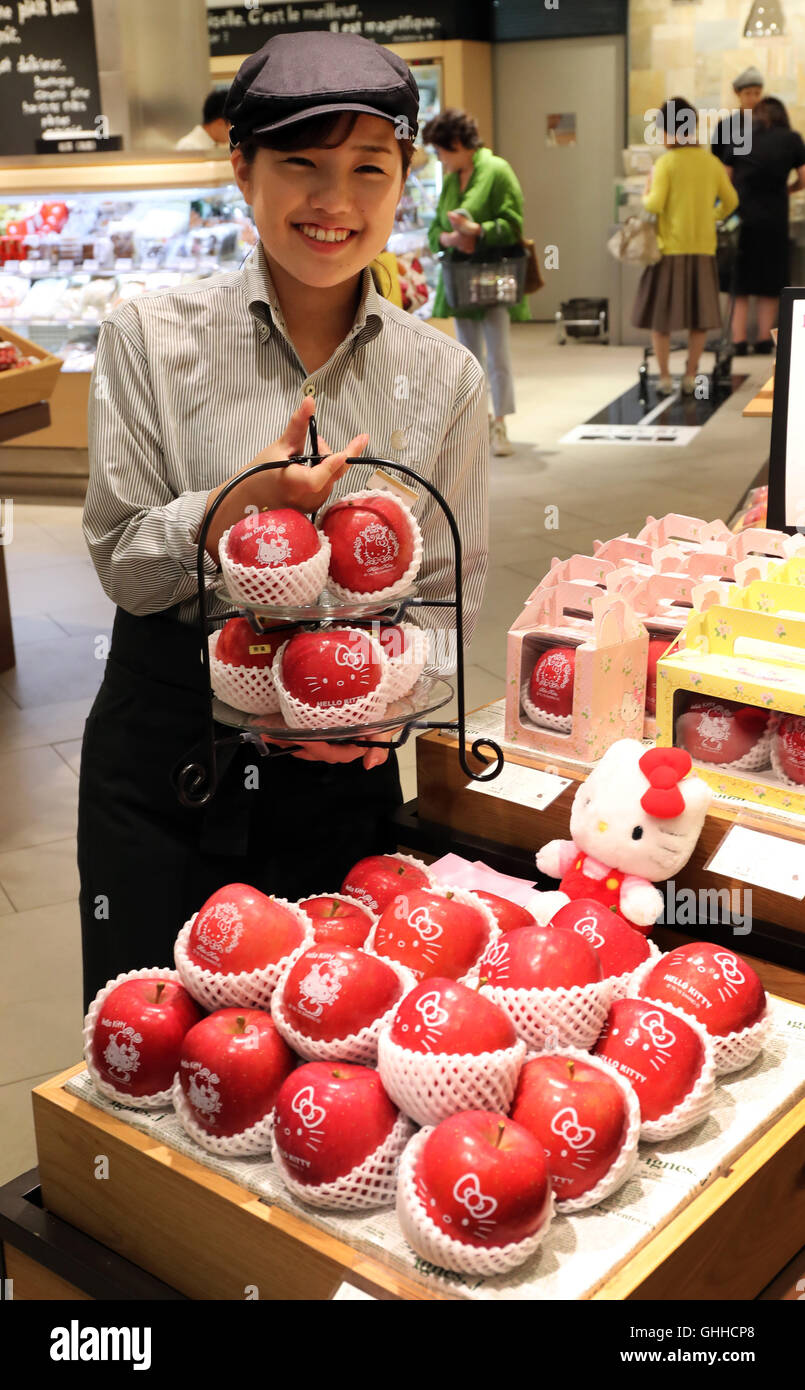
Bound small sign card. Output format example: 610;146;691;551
468;760;572;812
708;824;805;899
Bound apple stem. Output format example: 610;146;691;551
567;1060;575;1081
235;1015;246;1032
493;1120;505;1149
154;982;166;1003
445;891;454;900
332;1069;343;1079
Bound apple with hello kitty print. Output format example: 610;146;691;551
548;899;650;978
593;998;705;1123
279;628;383;709
320;493;415;593
510;1055;629;1200
639;941;766;1037
226;508;320;569
388;977;517;1054
373;889;491;981
275;943;403;1042
273;1061;400;1186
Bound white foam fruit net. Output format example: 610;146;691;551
368;884;500;985
624;996;717;1141
173;905;315;1011
296;892;379;946
520;679;573;733
270;957;417;1063
607;940;662;1001
316;488;424;604
377;1029;527;1128
379;622;429;701
83;967;188;1110
219;526;331;607
208;628;282;715
770;735;805;791
271;1110;415;1211
536;1046;642;1214
272;631;390;732
709;1007;771;1075
479;977;614;1052
396;1126;555;1277
172;1075;276;1157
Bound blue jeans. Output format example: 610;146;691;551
453;305;516;418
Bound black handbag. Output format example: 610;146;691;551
440;243;528;311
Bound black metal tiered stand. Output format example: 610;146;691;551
174;418;504;808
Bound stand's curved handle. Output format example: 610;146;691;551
459;737;506;782
175;760;215;808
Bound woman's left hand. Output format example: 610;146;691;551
448;210;481;237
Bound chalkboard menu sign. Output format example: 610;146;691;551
0;0;103;156
206;1;490;53
492;0;628;42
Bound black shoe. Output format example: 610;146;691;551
753;339;774;355
732;341;748;356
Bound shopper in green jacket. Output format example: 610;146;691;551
424;108;529;456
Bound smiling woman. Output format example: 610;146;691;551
78;30;489;1008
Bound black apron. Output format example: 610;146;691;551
77;606;403;1011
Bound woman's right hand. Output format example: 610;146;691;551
202;396;368;564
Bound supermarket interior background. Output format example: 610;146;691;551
1;0;804;1307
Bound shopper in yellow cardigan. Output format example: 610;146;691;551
633;97;738;396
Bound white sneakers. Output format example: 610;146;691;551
490;417;514;456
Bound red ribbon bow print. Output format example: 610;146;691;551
638;747;692;819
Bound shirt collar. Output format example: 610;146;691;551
240;240;384;350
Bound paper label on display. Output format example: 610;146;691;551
115;257;133;271
468;760;572;811
367;468;418;503
707;824;805;899
4;261;19;274
331;1282;377;1301
82;259;99;272
248;643;272;654
58;260;74;274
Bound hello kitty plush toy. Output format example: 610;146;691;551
532;741;712;935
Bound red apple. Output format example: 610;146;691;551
593;998;704;1122
374;889;490;982
473;891;537;934
321;493;414;593
273;1061;399;1185
415;1111;550;1247
90;977;203;1097
645;636;671;717
478;925;602;991
299;895;374;949
389;977;517;1054
215;617;294;668
548;899;650;978
775;715;805;785
510;1055;628;1200
186;884;305;974
280;628;382;709
279;944;403;1041
341;854;430;913
226;508;319;569
528;645;576;718
178;1007;295;1136
640;941;766;1036
676;696;770;765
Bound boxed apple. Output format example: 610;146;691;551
505;583;648;762
655;602;805;812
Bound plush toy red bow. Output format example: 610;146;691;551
638;747;693;819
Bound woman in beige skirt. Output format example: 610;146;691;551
633;97;739;395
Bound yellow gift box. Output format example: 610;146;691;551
655;604;805;813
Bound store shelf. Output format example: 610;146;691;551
29;1059;805;1300
743;376;775;419
0;153;237;195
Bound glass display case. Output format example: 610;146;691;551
0;158;253;375
388;60;443;317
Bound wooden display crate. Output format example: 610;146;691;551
31;1062;805;1301
0;325;62;415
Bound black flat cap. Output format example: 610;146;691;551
225;31;419;148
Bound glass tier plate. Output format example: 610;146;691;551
212;673;453;742
214;579;421;624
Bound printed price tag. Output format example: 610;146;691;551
248;644;273;655
4;261;19;274
28;262;48;277
115;257;133;271
468;761;572;812
367;467;418;503
58;260;75;274
708;824;805;899
82;258;99;272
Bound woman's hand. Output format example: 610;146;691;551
263;727;401;771
202;396;368;564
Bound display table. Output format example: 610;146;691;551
413;704;805;980
0;400;51;672
742;375;775;419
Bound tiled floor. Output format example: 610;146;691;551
0;325;773;1184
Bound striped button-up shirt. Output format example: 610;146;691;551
83;241;489;659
